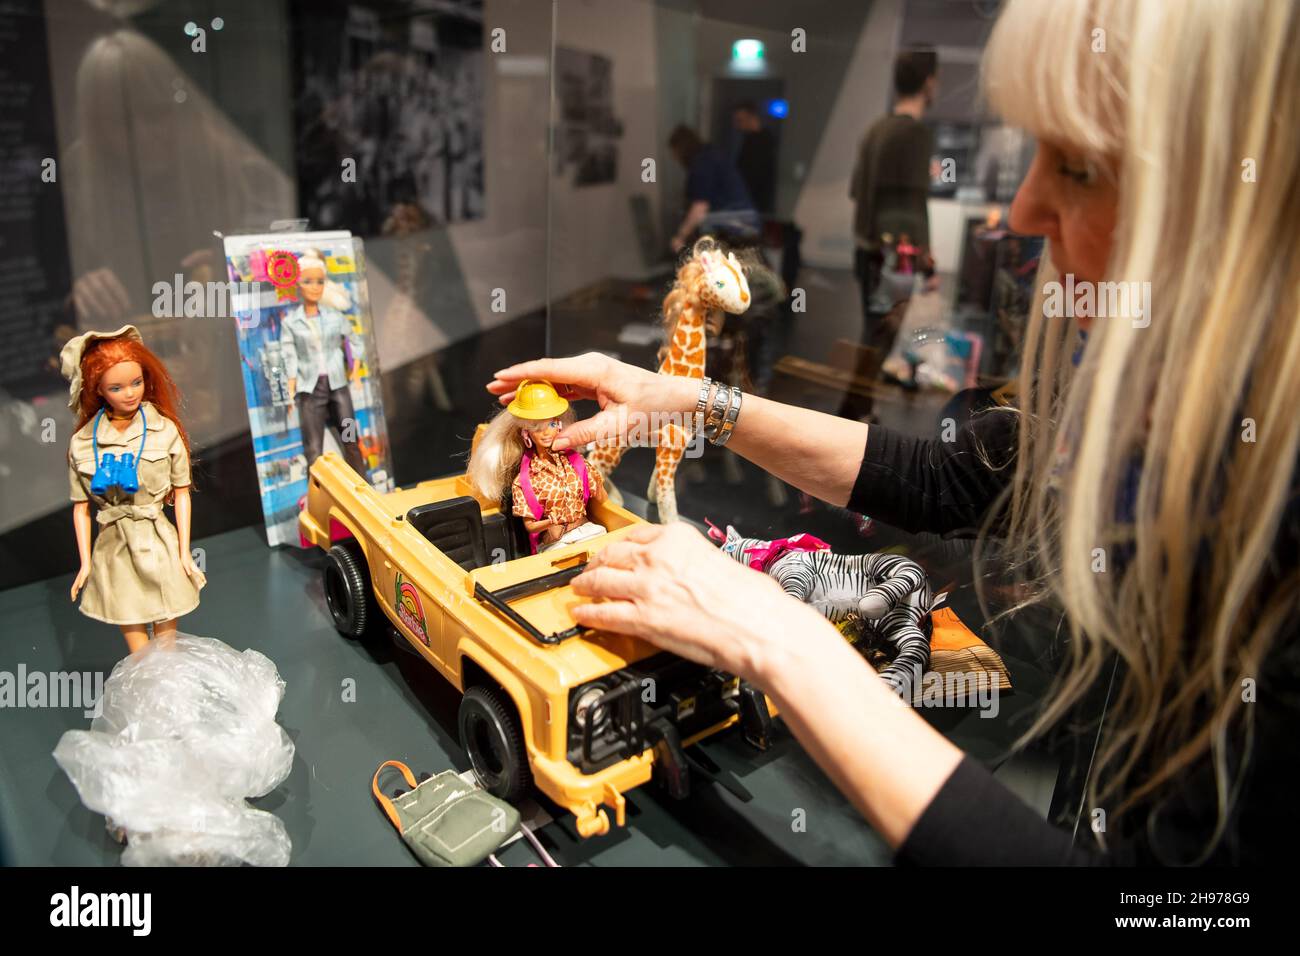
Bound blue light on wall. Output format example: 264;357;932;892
767;98;789;119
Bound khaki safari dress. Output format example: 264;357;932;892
68;402;206;625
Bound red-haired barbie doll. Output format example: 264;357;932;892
60;325;205;653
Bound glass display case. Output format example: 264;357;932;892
0;0;1095;866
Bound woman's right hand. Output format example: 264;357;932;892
70;564;90;602
488;352;698;452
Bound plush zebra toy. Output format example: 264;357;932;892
710;524;934;699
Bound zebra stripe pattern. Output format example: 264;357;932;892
719;527;932;701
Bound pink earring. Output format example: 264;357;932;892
522;432;533;449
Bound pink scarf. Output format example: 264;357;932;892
706;520;830;572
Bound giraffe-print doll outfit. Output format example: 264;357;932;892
511;450;605;553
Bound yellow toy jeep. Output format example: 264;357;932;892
299;448;774;837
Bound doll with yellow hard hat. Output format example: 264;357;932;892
467;380;607;553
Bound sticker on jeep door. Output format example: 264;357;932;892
395;573;430;646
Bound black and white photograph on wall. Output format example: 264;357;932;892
291;0;485;235
554;46;623;187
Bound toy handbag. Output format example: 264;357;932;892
372;760;520;867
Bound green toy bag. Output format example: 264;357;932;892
372;760;519;867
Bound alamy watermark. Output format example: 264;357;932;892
1;665;104;718
50;886;150;936
151;274;261;327
1043;274;1151;328
895;665;1002;718
586;409;709;459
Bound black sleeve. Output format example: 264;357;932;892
903;122;934;193
898;512;1300;867
850;129;873;201
847;400;1018;537
898;640;1300;867
894;757;1121;866
686;154;716;205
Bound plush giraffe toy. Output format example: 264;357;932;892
586;237;752;522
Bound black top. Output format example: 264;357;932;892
685;145;755;213
851;113;934;250
848;399;1300;864
736;128;778;216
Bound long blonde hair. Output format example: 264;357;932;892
980;0;1300;858
467;407;577;502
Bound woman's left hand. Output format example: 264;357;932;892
570;522;827;680
577;524;966;853
179;548;198;581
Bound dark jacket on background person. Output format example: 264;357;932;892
851;113;934;251
686;145;755;214
736;127;778;217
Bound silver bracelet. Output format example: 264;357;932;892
694;376;713;434
704;382;731;441
712;386;743;447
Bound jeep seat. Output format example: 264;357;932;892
500;488;533;558
407;496;488;570
481;512;513;564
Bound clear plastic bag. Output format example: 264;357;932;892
53;634;295;866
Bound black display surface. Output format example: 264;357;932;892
0;501;1069;866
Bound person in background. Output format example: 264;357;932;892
667;124;760;253
734;101;801;402
732;101;777;218
848;48;940;374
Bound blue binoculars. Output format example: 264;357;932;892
90;406;147;498
90;452;140;496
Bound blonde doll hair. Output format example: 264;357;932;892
467;406;578;503
299;250;352;311
977;0;1300;859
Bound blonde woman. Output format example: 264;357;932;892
489;0;1300;864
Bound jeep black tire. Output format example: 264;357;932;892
324;540;376;639
459;685;531;802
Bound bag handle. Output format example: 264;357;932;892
486;821;561;868
371;759;419;832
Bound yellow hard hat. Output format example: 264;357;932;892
507;379;569;420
